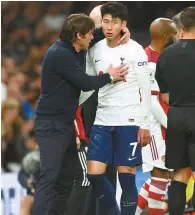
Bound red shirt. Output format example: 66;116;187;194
74;106;88;142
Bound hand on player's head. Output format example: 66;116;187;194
137;128;151;147
106;64;129;82
118;27;131;44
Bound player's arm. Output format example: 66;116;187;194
161;93;169;105
55;48;111;92
135;48;151;146
151;95;167;129
79;51;96;105
135;49;151;130
74;106;88;149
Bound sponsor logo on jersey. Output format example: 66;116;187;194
128;119;134;122
138;61;148;66
120;57;125;65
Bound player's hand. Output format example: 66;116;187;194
76;137;81;149
162;93;169;105
106;64;129;82
118;27;131;44
137;128;151;147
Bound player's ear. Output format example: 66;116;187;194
164;33;171;44
164;33;168;40
122;21;127;28
76;32;82;40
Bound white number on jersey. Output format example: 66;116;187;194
130;142;138;157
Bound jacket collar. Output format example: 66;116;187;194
56;39;77;54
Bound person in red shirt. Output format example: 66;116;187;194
136;18;177;215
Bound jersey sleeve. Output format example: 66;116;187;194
79;51;96;105
134;47;151;129
148;62;160;95
151;95;167;129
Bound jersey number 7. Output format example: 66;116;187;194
130;142;138;157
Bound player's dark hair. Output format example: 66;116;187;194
60;13;95;42
172;12;182;29
101;2;128;21
180;6;195;31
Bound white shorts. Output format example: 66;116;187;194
142;134;167;173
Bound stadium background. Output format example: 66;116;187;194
1;1;194;215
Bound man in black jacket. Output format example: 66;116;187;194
32;14;128;215
155;7;195;215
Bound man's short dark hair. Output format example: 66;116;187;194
60;13;95;42
101;1;128;21
172;12;182;29
180;6;195;31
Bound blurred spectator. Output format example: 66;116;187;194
40;3;65;31
7;25;32;63
1;98;25;172
23;2;41;29
2;57;16;74
24;130;37;151
1;66;8;101
8;72;26;89
21;84;40;120
18;146;39;215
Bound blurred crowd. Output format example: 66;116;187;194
1;1;192;173
1;1;71;172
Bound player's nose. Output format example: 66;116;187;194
107;24;112;30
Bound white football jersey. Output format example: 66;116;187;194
148;61;160;93
85;38;151;127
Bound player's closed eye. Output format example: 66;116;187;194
103;20;109;24
112;20;118;24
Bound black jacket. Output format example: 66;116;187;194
36;28;110;122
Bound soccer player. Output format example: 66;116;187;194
82;5;119;215
155;7;195;215
135;18;177;215
83;2;151;215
